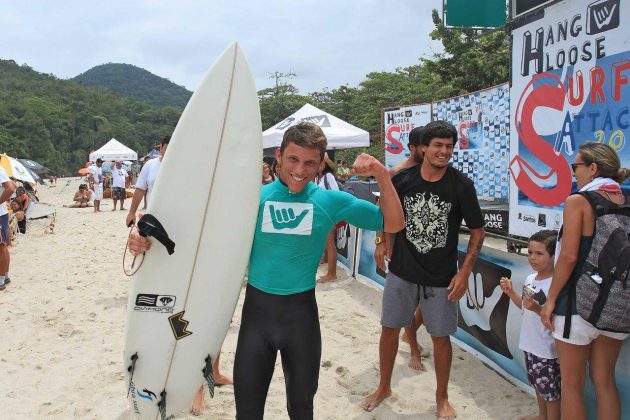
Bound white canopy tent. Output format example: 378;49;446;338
89;138;138;162
262;103;370;149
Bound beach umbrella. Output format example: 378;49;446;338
0;154;37;184
18;159;52;175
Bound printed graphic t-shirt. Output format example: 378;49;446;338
388;165;484;287
519;274;557;359
248;179;384;295
111;168;128;189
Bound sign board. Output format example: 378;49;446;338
509;0;630;237
383;104;431;170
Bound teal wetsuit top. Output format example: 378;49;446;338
248;179;384;295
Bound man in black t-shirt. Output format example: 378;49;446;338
363;121;485;419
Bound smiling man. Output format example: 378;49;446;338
362;120;485;419
128;121;404;419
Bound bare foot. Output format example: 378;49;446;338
436;399;457;419
190;386;207;416
214;373;233;386
317;274;337;283
408;353;426;371
361;387;391;412
111;208;117;211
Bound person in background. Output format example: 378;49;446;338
500;230;561;420
317;153;339;283
90;158;104;212
0;164;16;290
64;184;91;208
14;186;30;212
262;162;274;185
111;161;128;211
10;200;26;234
540;142;630;420
126;136;169;227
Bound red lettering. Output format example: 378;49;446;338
613;60;630;101
385;125;403;154
511;73;572;207
590;66;606;104
567;70;584;106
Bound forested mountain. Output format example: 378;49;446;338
72;63;192;108
0;60;181;175
0;10;509;176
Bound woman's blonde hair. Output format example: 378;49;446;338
579;142;630;183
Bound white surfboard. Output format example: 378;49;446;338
123;42;261;420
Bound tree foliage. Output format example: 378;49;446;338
0;60;180;175
72;63;192;108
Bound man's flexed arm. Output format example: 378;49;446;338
351;154;404;233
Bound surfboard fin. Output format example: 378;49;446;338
202;355;215;398
137;214;176;255
126;352;138;398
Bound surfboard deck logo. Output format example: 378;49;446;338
168;311;192;340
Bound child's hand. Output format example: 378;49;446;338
499;277;512;294
523;296;542;314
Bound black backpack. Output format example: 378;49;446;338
574;191;630;333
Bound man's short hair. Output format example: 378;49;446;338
161;135;171;145
408;126;425;147
421;120;458;146
280;122;328;160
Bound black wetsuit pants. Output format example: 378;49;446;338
234;284;321;420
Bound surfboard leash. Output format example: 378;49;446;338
202;355;216;398
123;225;145;276
123;214;175;276
157;389;175;420
126;352;138;398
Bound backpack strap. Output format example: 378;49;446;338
323;173;331;190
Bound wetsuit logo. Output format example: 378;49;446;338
262;202;313;235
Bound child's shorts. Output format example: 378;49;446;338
524;352;561;401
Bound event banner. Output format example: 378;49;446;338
335;222;358;276
383;104;432;170
509;0;630;237
433;84;511;204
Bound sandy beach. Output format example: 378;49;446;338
0;177;534;419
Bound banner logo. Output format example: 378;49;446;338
134;294;177;314
587;0;620;35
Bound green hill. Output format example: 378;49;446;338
72;63;192;108
0;59;181;175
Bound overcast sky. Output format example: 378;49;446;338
1;0;444;94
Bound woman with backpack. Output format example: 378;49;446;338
540;142;630;420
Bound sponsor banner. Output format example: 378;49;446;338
356;229;386;287
481;208;509;235
509;0;630;237
383;104;432;170
335;222;358;275
433;84;511;203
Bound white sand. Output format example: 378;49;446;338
0;178;534;419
